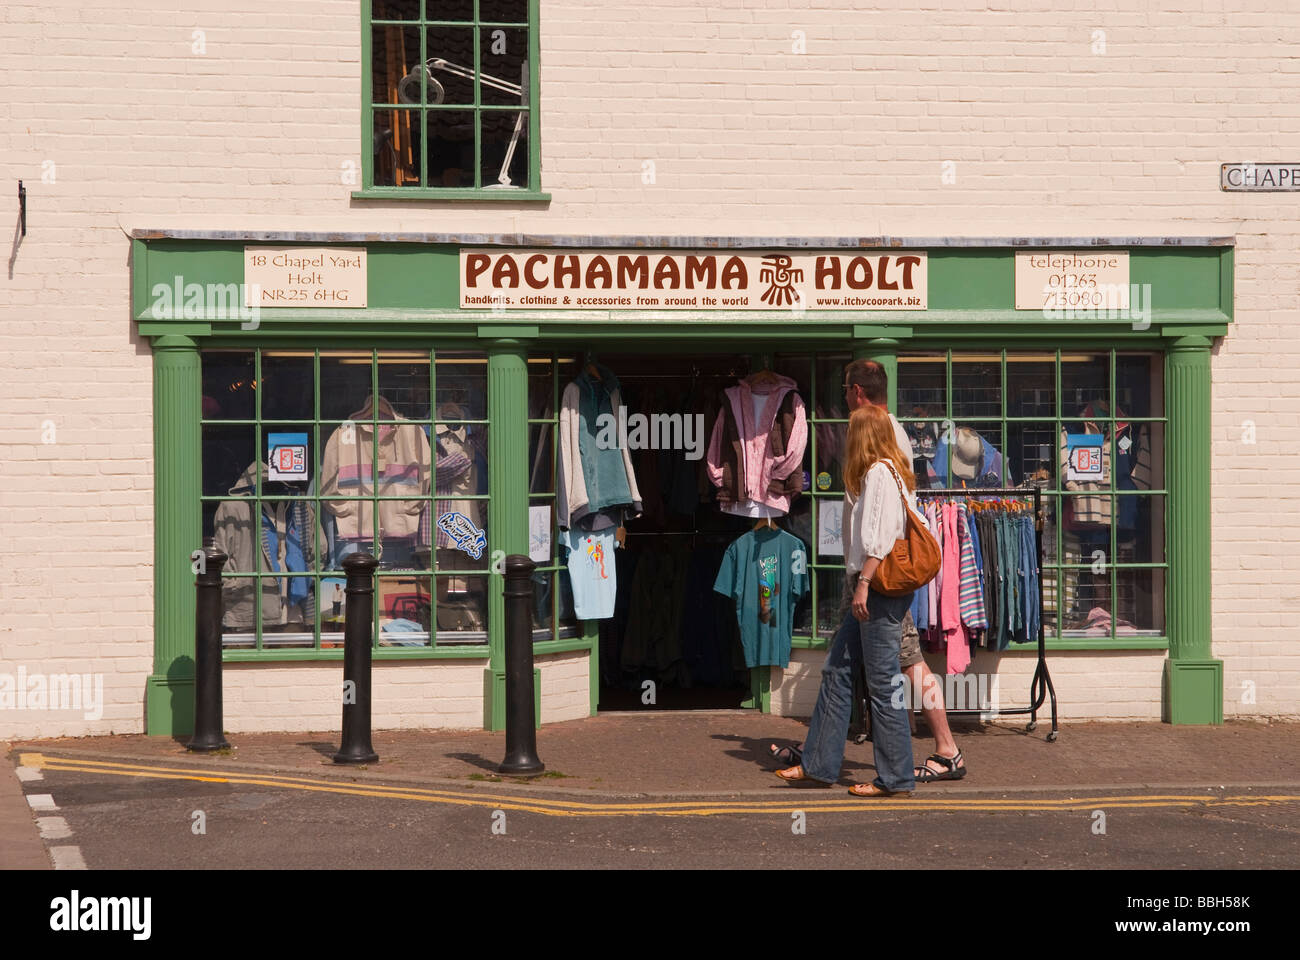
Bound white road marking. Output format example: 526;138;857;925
26;793;58;811
15;766;43;782
36;816;72;840
49;846;87;870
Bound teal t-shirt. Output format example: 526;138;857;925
713;528;810;669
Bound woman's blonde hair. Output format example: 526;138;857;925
843;404;916;500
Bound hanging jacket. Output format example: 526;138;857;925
320;396;431;540
706;374;808;516
213;461;318;629
929;433;1003;488
957;503;988;632
941;504;971;673
558;364;643;528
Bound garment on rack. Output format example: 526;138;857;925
1013;513;1041;643
713;526;810;669
563;527;617;620
213;461;317;629
558;363;643;528
705;374;808;518
321;395;430;540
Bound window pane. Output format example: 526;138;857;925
897;354;945;417
426;109;475;186
479;109;529;188
428;0;474;22
371;25;420;105
814;420;847;495
528;424;554;495
1117;352;1163;418
1118;494;1165;565
1006;354;1056;418
1117;567;1165;636
436;352;488;419
424;26;476;104
1061;352;1109;416
479;29;527;106
479;0;528;22
202;351;255;421
320;577;347;646
262;352;314;421
436;574;488;642
378;350;432;420
527;355;555;419
379;573;432;647
531;569;580;641
433;501;488;571
813;353;849;414
373;110;421;187
320;352;374;420
203;425;254;496
814;568;844;638
373;0;419;19
929;422;1003;488
1006;421;1057;489
1039;498;1059;636
951;356;1000;418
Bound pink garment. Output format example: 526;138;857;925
942;503;971;673
927;502;940;630
705;375;808;515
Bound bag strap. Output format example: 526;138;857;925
880;459;910;515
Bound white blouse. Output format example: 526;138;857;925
843;458;923;575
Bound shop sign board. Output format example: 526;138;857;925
244;247;367;307
1014;251;1130;311
460;249;927;310
1220;163;1300;191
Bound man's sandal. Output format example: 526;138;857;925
914;750;966;782
847;782;912;798
775;765;828;785
769;743;804;766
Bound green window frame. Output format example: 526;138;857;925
357;0;548;201
201;347;494;661
892;347;1169;651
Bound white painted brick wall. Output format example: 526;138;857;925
2;1;1298;736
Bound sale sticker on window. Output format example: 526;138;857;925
1065;433;1105;483
268;432;309;481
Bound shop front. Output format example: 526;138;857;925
131;234;1232;735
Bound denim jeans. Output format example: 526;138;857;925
800;589;915;791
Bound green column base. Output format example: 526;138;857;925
742;666;772;712
1163;659;1223;725
484;668;542;731
146;674;194;737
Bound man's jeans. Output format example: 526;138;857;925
800;589;915;792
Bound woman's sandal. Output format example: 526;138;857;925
769;743;804;767
914;750;967;782
847;782;912;798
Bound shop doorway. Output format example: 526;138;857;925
580;351;766;711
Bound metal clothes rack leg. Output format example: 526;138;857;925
912;485;1059;741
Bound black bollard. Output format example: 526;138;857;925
187;537;230;752
334;552;380;764
499;554;544;775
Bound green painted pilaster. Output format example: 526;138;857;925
146;335;202;735
856;339;901;412
484;341;530;730
1163;335;1222;724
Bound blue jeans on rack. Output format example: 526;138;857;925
800;589;915;792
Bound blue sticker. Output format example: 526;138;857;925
436;511;487;560
268;432;309;481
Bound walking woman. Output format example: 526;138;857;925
776;402;921;797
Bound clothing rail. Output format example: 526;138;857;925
909;484;1058;741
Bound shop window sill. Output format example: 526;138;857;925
351;188;551;202
790;635;1170;653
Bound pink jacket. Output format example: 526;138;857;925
706;375;808;515
942;503;972;674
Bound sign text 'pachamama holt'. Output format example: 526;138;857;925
460;249;927;310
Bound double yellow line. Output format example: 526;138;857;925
20;753;1300;819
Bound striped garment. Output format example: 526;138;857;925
957;504;988;630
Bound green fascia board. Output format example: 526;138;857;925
132;240;1234;327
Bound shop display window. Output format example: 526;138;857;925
201;348;491;654
897;350;1167;642
368;0;535;192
